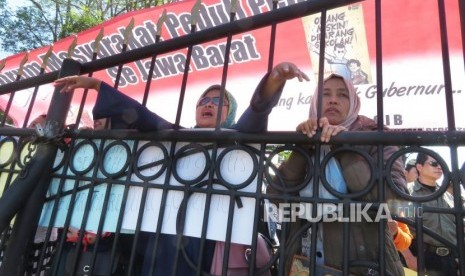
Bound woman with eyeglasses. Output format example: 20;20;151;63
54;62;309;275
54;63;309;132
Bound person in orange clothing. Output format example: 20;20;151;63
388;215;417;271
389;219;412;251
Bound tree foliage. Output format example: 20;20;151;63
0;0;175;55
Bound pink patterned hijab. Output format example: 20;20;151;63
309;74;361;129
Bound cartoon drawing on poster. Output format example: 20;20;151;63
302;4;372;84
347;58;369;85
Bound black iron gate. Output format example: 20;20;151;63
0;0;464;275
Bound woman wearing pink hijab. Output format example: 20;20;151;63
268;74;408;275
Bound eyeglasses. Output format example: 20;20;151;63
427;160;440;167
197;96;228;107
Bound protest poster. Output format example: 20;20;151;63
40;139;260;245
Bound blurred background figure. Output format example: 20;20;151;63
404;159;418;194
93;118;108;130
28;114;46;129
